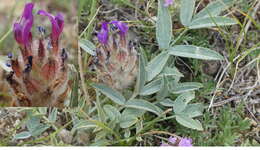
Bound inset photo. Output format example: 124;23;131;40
0;0;77;107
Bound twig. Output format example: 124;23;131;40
228;1;260;92
0;28;12;44
212;96;241;107
208;62;231;110
235;0;260;51
141;130;181;139
209;50;248;110
242;81;259;123
79;5;101;39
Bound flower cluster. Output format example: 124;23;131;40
160;136;193;147
6;3;70;107
90;21;137;90
164;0;174;7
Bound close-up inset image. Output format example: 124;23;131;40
0;0;77;107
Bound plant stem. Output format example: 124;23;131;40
171;28;189;46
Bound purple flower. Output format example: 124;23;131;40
37;10;64;41
178;138;193;147
164;0;174;7
97;21;128;45
97;22;109;44
160;142;170;146
13;3;34;46
168;136;177;144
110;21;128;36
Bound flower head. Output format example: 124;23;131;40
110;21;128;36
8;3;69;107
13;3;34;46
97;21;129;45
160;142;170;146
97;22;109;44
168;136;177;144
164;0;174;7
92;20;137;90
160;136;193;147
178;138;193;147
37;10;64;42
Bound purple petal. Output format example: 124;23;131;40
22;18;33;44
13;3;34;45
168;136;177;144
22;3;34;19
97;22;109;44
110;21;128;36
13;23;23;44
178;138;193;147
160;142;170;147
164;0;174;7
37;10;64;41
55;13;64;31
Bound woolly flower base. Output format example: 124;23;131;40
90;21;138;90
6;2;70;107
7;38;70;107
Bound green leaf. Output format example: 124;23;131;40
70;74;80;107
160;98;175;107
103;105;121;122
156;0;172;49
13;131;31;140
176;114;203;130
89;120;117;137
146;52;169;81
180;0;195;26
48;108;58;123
159;67;184;78
189;16;237;29
194;0;234;19
173;95;187;114
90;139;110;146
177;91;195;104
125;99;163;116
134;51;147;95
171;82;203;94
140;78;162;95
136;120;143;133
26;117;41;133
95;131;109;142
30;124;50;137
38;107;47;115
169;45;224;60
182;104;204;118
79;39;96;56
122;108;145;118
156;76;169;101
124;129;131;138
166;91;195;113
72;120;97;132
95;90;106;122
172;91;194;112
92;83;126;105
140;76;181;96
139;47;148;65
119;115;138;128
